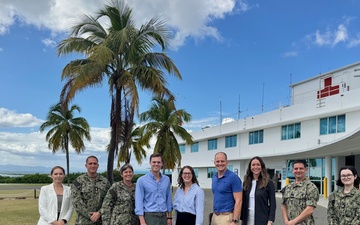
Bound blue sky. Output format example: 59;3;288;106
1;0;360;172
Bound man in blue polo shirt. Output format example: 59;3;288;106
211;152;243;225
135;153;173;225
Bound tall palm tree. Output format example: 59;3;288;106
57;0;181;184
139;96;193;172
40;102;91;186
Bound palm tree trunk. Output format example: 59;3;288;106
65;135;70;186
107;134;115;185
107;89;122;185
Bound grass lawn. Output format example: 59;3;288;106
0;198;78;225
0;184;181;225
0;184;77;225
0;198;38;225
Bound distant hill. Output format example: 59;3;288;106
0;164;51;174
0;164;167;175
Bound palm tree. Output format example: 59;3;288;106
116;99;148;167
139;96;193;172
57;0;181;184
40;102;91;186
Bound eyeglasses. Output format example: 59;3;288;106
182;172;192;176
341;174;354;179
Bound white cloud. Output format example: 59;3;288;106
0;126;151;171
283;51;298;58
0;0;246;48
0;107;154;170
310;23;349;47
222;117;235;124
333;24;348;45
347;35;360;48
0;2;16;35
42;38;56;48
314;29;332;46
0;108;44;128
183;116;221;131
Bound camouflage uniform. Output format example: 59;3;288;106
71;173;110;225
281;179;319;225
100;181;140;225
327;187;360;225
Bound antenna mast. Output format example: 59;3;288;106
220;96;222;125
238;94;241;120
261;83;265;112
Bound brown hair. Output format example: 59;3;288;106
86;155;98;163
149;153;163;163
50;166;65;175
336;166;360;187
120;163;134;174
177;165;199;189
214;152;227;160
243;156;270;191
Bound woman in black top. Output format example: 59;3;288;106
241;156;276;225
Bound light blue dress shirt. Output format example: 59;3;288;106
135;172;173;215
173;183;205;225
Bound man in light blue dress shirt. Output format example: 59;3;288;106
135;153;173;225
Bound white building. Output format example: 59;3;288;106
173;61;360;197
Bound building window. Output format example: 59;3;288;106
282;123;301;140
179;144;185;154
191;142;199;152
207;167;217;178
320;115;346;135
249;130;263;144
207;166;233;178
193;168;199;177
208;139;218;150
225;135;237;148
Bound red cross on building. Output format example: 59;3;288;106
317;77;340;99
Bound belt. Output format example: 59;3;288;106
214;211;233;216
144;212;167;217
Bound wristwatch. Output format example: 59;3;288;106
231;219;239;223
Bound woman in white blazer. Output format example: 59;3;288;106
37;166;74;225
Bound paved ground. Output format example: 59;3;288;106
0;184;42;190
201;189;328;225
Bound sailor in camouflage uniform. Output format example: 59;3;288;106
71;156;110;225
281;160;319;225
327;166;360;225
100;164;139;225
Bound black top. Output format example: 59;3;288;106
241;179;276;225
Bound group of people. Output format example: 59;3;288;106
36;153;204;225
36;152;360;225
211;152;360;225
210;152;275;225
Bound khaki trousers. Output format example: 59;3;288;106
210;212;234;225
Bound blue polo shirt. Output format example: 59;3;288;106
212;169;243;212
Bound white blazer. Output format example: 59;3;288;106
37;183;74;225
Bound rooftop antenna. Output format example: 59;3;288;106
238;94;241;120
289;73;293;105
220;96;222;125
261;83;265;112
